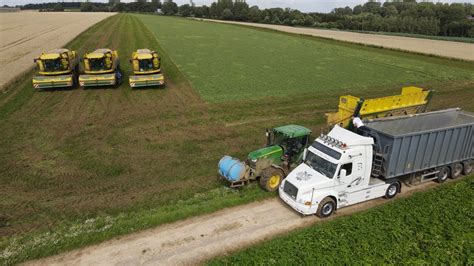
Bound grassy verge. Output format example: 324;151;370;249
209;176;474;265
0;184;272;265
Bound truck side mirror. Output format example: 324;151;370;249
339;169;347;179
129;59;133;63
303;148;308;160
33;58;37;63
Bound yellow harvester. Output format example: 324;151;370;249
128;49;165;88
79;48;122;87
32;49;79;89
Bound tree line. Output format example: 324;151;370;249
20;0;474;38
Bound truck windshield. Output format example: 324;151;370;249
304;151;337;178
139;59;154;71
43;59;66;72
89;58;107;71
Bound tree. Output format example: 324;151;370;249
162;0;178;15
221;8;233;20
80;2;93;12
179;4;192;17
53;3;64;11
248;6;261;22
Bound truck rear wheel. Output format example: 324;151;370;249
462;161;472;175
259;168;284;192
384;182;399;199
317;197;336;218
450;163;463;179
437;167;449;183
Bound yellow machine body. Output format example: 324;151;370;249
32;48;78;89
326;87;433;128
129;49;164;88
79;48;121;87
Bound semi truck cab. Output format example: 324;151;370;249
279;125;394;217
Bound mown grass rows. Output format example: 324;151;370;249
136;15;474;102
210;176;474;265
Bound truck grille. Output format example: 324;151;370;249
283;181;298;200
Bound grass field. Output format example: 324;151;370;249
210;176;474;264
137;15;473;102
1;13;473;264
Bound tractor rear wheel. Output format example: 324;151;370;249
259;167;284;192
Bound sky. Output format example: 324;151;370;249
2;0;473;12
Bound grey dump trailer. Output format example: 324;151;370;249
364;108;474;182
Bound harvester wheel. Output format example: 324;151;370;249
259;168;284;192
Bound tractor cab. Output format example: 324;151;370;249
266;125;312;166
130;49;161;75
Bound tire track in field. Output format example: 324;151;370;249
27;177;466;266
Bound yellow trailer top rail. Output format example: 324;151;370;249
326;86;433;128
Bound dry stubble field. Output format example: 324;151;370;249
0;11;115;89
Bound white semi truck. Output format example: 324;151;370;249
279;109;474;218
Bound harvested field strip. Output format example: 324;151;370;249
137;15;474;102
210;176;474;264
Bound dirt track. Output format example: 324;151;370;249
28;179;458;265
0;11;115;90
201;19;474;61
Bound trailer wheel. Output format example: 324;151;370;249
259;168;284;192
450;163;463;179
316;197;336;218
384;182;399;199
437;167;449;183
462;161;472;175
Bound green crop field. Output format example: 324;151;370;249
1;13;473;264
137;15;473;102
210;176;474;265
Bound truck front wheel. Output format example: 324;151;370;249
384;182;399;199
316;197;336;218
259;168;284;192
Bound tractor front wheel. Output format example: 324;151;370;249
259;168;284;192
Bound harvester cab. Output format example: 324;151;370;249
32;49;79;89
218;125;312;192
79;48;122;87
129;49;165;88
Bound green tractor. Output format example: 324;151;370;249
218;125;312;191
